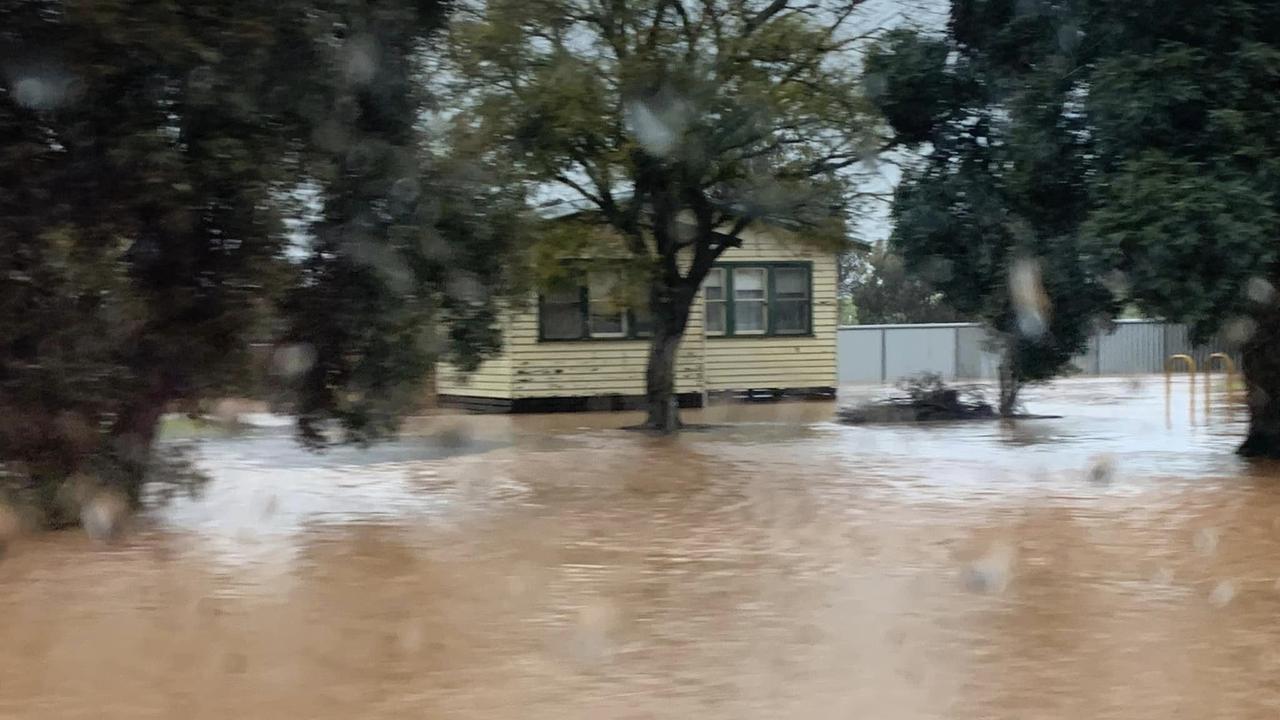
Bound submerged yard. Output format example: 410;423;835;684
3;376;1278;719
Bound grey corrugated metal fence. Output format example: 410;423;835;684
837;319;1240;384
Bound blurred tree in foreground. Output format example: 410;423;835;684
443;0;877;431
842;249;965;325
0;0;514;527
1081;0;1280;457
865;8;1112;415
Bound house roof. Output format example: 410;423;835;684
532;194;871;252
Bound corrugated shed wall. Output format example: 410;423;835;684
838;320;1242;384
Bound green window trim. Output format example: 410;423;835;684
537;286;653;342
705;261;813;338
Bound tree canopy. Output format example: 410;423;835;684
442;0;878;429
1079;0;1280;454
842;249;965;325
1;0;516;524
869;0;1280;448
865;9;1113;413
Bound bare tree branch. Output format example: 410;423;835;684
553;173;604;206
741;0;791;36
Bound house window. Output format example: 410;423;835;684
538;270;651;341
704;263;812;336
733;268;768;334
773;266;811;334
539;287;585;340
587;270;627;337
705;268;726;336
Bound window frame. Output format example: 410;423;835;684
770;265;812;336
731;267;769;336
586;269;629;338
537;274;653;342
703;267;728;337
705;261;813;338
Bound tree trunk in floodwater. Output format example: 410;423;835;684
1239;304;1280;458
998;348;1021;417
108;390;169;505
643;285;693;433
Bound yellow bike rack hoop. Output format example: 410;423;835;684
1203;352;1239;418
1165;354;1196;425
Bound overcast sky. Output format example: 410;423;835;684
847;0;949;247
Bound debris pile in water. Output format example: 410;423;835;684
837;373;996;424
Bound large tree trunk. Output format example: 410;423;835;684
643;284;694;433
1239;303;1280;458
107;383;172;505
997;345;1021;417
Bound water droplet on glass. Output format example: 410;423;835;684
625;99;685;158
1210;580;1235;608
81;490;129;543
261;495;279;520
344;35;379;85
1246;277;1276;304
390;177;420;204
1009;257;1049;339
1056;24;1081;53
1086;454;1115;485
1223;316;1257;345
1193;527;1219;556
567;599;618;665
446;273;486;305
9;69;76;110
961;543;1015;594
272;343;316;378
1102;269;1129;295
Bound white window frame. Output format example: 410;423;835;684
586;270;628;338
704;267;727;337
732;267;769;335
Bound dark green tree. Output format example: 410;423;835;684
280;2;522;446
1080;0;1280;456
0;0;514;526
842;249;965;324
866;9;1113;414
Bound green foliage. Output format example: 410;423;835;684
1081;0;1280;341
1077;0;1280;454
1;0;516;521
867;2;1112;397
871;0;1280;442
842;250;965;325
1084;154;1277;339
863;30;954;144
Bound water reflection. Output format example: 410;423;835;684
2;377;1279;718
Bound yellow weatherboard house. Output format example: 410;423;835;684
436;203;842;412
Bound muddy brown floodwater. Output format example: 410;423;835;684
4;377;1280;719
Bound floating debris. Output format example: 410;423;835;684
838;374;996;424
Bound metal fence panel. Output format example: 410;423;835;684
956;325;1000;379
1070;335;1101;376
837;326;885;383
837;319;1241;385
1165;324;1242;372
884;326;959;381
1098;321;1167;374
